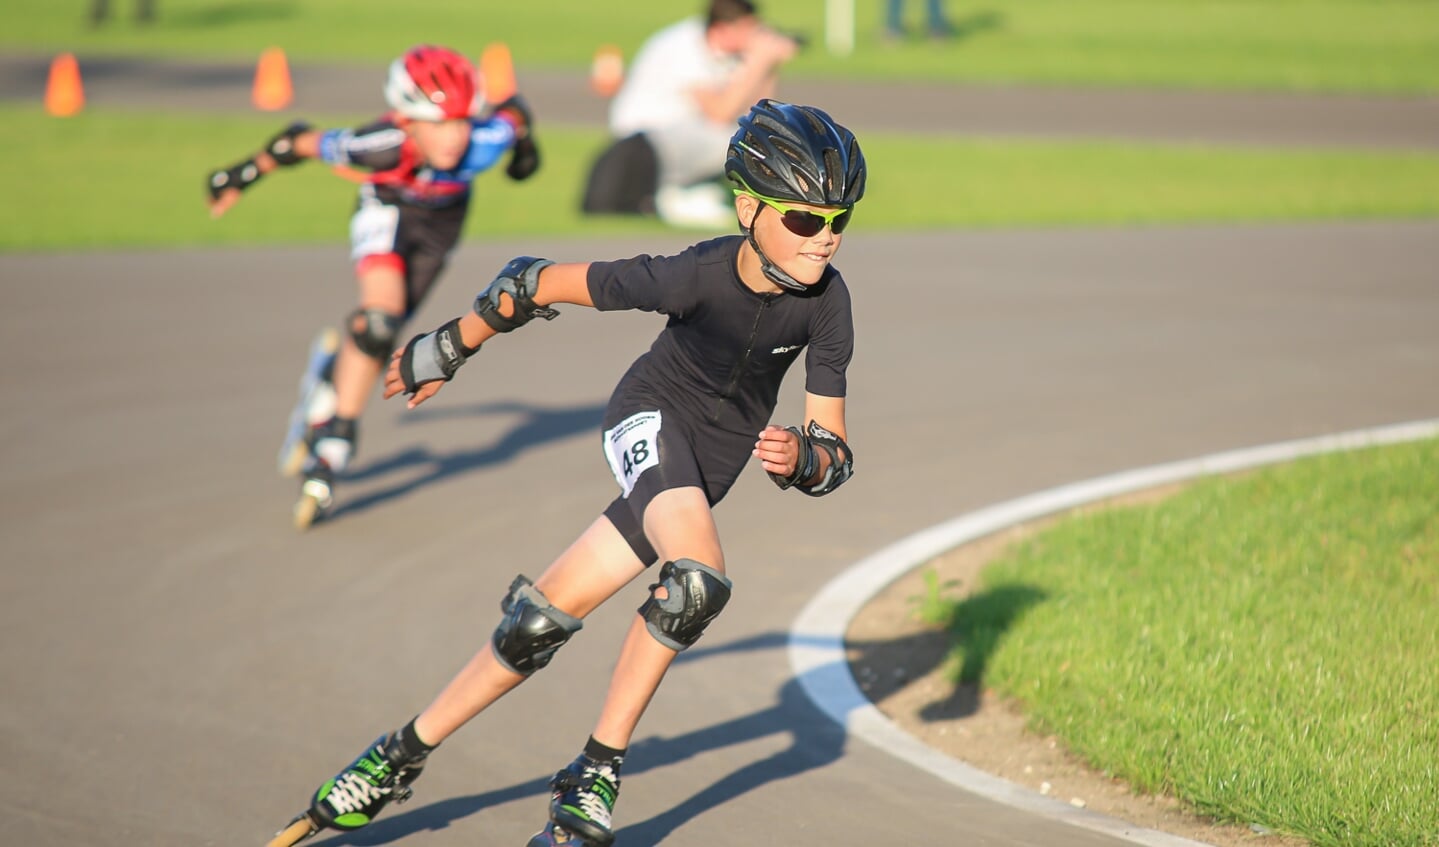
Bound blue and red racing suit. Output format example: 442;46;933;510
316;113;520;310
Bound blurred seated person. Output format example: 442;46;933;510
581;0;799;228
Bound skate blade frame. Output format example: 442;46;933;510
264;813;318;847
292;476;332;531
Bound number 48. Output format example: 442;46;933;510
622;439;650;476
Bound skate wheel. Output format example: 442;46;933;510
293;491;323;530
264;815;317;847
527;823;589;847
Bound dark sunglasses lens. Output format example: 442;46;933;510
780;210;826;237
831;208;853;234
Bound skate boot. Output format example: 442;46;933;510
292;417;355;530
278;328;340;477
306;728;430;832
528;754;622;847
262;724;434;847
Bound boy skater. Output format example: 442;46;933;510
264;99;864;847
207;44;541;527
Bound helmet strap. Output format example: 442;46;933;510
741;205;807;293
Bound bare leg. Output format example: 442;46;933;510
332;264;406;420
413;516;648;745
590;486;723;749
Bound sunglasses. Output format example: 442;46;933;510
735;190;854;237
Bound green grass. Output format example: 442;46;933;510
5;0;1438;93
918;437;1439;846
6;105;1439;252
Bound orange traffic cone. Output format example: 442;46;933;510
590;45;623;98
252;47;293;111
480;42;516;106
45;53;85;117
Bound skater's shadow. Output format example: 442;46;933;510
328;400;605;521
300;606;1034;845
848;582;1047;722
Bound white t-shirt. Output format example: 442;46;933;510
609;17;741;137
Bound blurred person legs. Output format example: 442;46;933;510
581;133;659;216
886;0;954;39
647;122;737;229
89;0;155;25
580;125;735;229
291;195;458;528
292;255;404;527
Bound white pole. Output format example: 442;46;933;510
824;0;855;57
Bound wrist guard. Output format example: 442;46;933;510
398;318;477;395
768;420;854;497
473;257;558;332
265;121;312;166
206;158;262;200
768;426;816;490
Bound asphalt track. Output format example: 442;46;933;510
3;57;1438;847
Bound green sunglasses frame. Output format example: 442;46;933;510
732;189;854;234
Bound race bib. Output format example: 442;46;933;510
349;202;400;260
603;410;662;497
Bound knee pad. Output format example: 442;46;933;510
638;559;732;651
491;575;583;675
348;308;403;361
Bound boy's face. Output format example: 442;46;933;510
737;193;846;287
407;118;471;170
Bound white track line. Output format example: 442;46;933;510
790;418;1439;847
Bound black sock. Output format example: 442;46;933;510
584;736;626;765
396;717;438;758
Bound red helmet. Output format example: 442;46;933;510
384;45;480;121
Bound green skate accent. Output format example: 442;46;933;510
592;781;616;806
334;812;371;828
315;778;336;803
560;805;592;822
353;748;390;780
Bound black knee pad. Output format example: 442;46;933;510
638;559;732;651
349;308;402;361
491;575;583;675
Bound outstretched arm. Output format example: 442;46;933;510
383;259;595;408
207;122;321;218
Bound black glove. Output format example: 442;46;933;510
494;95;540;181
506;134;540;181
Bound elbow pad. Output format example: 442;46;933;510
265;121;313;166
473;257;558;332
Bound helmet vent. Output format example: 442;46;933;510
823;149;843;194
801;109;829;136
772;138;805;166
